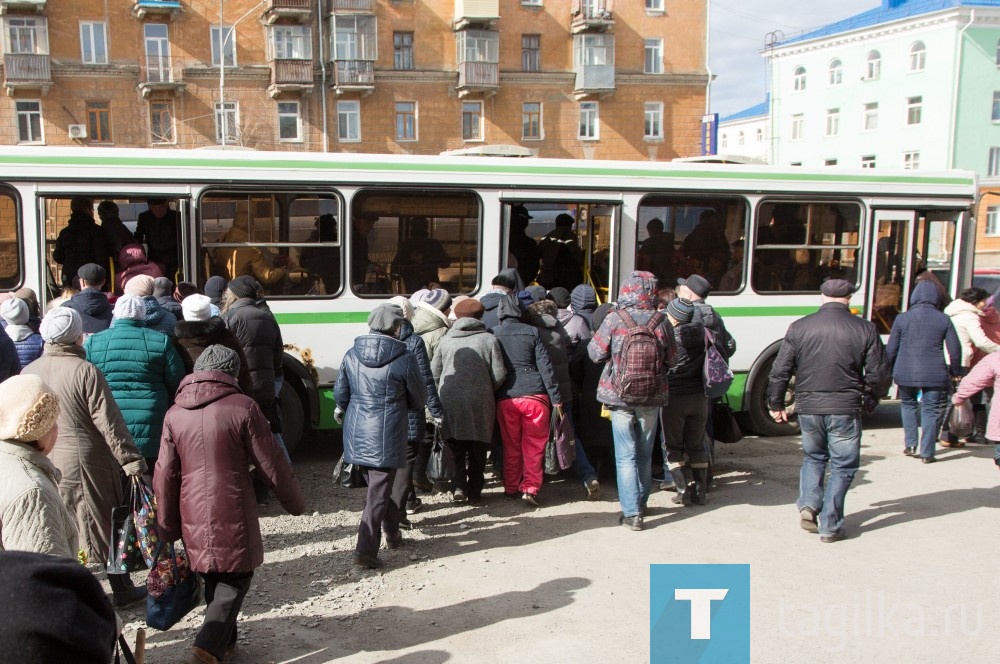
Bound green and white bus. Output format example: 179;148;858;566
0;147;978;448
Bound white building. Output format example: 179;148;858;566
717;97;770;163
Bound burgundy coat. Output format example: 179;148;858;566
154;370;305;573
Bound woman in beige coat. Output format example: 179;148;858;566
22;307;148;606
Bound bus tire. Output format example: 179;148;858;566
280;380;306;456
747;355;800;437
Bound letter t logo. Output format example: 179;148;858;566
675;588;729;639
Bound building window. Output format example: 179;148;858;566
15;100;42;143
791;114;804;141
825;108;839;136
825;159;838;166
337;100;360;142
644;102;663;139
906;96;922;125
646;0;664;9
278;101;301;141
150;101;174;144
793;66;806;92
395;101;416;141
993;91;1000;122
393;32;413;70
522;34;540;72
522;0;542;5
214;101;239;144
522;102;541;139
144;24;171;82
579;102;599;140
5;16;48;54
987;206;1000;237
861;155;876;169
271;25;311;60
210;25;236;67
866;50;881;80
80;21;107;65
828;58;842;86
86;101;111;143
462;101;483;141
721;133;727;149
644;38;663;74
864;102;878;131
756;128;763;143
333;15;378;62
903;151;920;170
989;147;1000;177
909;41;925;72
996;39;1000;66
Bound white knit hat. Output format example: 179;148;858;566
123;275;155;297
0;374;60;443
387;296;414;321
113;295;146;321
182;294;213;322
40;307;83;344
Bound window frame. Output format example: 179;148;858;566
86;100;112;144
903;151;920;170
214;100;239;144
987;205;1000;237
150;101;175;145
4;16;48;55
277;101;302;142
863;102;879;131
522;101;542;140
15;100;42;144
993;91;1000;123
270;25;312;60
644;102;663;140
791;114;804;141
579;101;599;140
825;108;840;137
906;96;922;126
828;58;842;86
861;155;876;169
988;147;1000;177
79;20;108;65
645;0;665;10
793;66;806;92
393;31;413;70
337;100;361;142
462;100;484;142
644;38;663;74
395;101;417;142
909;41;926;72
521;34;540;72
210;25;237;68
865;50;881;80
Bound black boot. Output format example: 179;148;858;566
691;467;709;505
108;572;147;608
669;466;693;506
970;407;988;444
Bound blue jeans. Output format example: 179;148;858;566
567;404;597;484
797;413;862;536
610;406;658;518
898;386;945;459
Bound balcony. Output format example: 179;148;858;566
453;0;498;30
570;0;613;33
263;0;310;25
132;0;182;20
331;59;373;94
574;64;614;97
137;55;185;98
268;59;314;97
0;0;46;14
2;53;51;95
456;62;498;97
327;0;371;12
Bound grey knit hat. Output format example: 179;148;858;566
368;304;404;334
40;307;83;344
194;344;241;378
227;275;260;300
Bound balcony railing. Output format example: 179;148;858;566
457;61;498;89
271;59;313;85
574;64;614;92
328;0;371;12
2;53;50;84
263;0;310;24
570;0;614;33
0;0;47;13
138;54;185;97
333;59;373;86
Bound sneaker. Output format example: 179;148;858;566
921;456;937;464
452;488;468;503
618;514;643;531
903;447;917;457
385;532;405;550
939;439;964;448
405;498;423;515
820;530;848;543
398;514;413;530
798;506;818;534
521;492;540;507
585;479;601;500
353;552;383;569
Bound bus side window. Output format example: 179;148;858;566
0;190;20;292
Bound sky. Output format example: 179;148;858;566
709;0;879;118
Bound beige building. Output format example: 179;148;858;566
0;0;708;159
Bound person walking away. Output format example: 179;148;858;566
61;263;114;335
175;294;253;394
769;279;891;542
943;287;1000;444
153;276;184;318
493;295;564;507
536;213;584;291
334;305;426;569
53;197;111;288
660;298;710;505
588;272;677;531
204;276;228;309
156;345;305;663
432;298;506;502
0;374;77;557
2;298;43;367
952;349;1000;470
13;287;42;333
410;288;451;489
886;280;962;462
84;295;185;471
22;307;148;607
480;270;522;331
135;198;179;283
564;284;598;355
115;245;164;294
676;274;735;358
573;303;615;474
122;274;178;338
547;287;574;328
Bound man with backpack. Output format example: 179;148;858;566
676;274;735;359
588;271;677;531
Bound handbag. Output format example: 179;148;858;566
332;454;368;489
544;410;577;474
146;541;203;631
703;328;734;399
426;426;455;483
131;477;160;568
106;503;146;575
712;401;744;444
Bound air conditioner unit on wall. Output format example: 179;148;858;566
68;124;87;140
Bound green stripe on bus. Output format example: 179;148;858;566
0;153;974;187
713;306;820;317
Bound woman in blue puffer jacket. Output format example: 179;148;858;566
334;304;425;569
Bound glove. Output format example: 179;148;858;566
333;407;344;425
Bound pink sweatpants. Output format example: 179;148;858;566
497;396;551;496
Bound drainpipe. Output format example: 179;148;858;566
317;0;328;152
948;8;975;168
705;0;712;115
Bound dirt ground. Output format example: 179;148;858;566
118;404;1000;663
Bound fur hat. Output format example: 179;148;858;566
1;298;28;326
77;263;106;284
194;344;241;378
369;304;404;334
123;275;155;297
40;307;83;344
387;296;414;321
0;374;60;443
421;288;451;312
113;295;146;321
228;275;260;300
182;294;213;322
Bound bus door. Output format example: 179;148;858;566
501;197;621;301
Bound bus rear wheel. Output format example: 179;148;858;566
279;381;305;456
747;356;800;437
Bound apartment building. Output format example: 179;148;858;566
0;0;709;160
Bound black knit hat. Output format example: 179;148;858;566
228;275;260;300
0;551;116;664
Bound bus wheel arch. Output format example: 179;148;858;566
280;351;318;456
744;342;800;437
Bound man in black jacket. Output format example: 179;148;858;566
768;278;891;543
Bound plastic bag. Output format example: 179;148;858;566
949;400;974;438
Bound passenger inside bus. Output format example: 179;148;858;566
53;197;112;289
213;211;290;287
300;214;341;295
350;211;379;291
135;198;179;284
391;216;451;292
